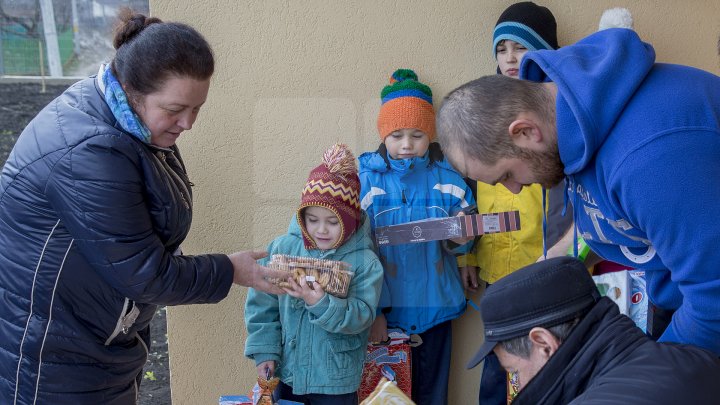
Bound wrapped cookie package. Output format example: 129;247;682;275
268;254;354;298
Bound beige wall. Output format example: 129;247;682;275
148;1;720;403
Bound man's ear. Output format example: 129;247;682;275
507;113;546;151
528;327;561;358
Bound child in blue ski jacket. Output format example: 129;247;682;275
359;69;475;405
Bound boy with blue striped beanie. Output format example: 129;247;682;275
492;2;558;77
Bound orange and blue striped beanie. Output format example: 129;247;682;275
377;69;436;141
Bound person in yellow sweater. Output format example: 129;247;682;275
457;3;573;404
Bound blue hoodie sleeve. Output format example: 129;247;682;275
43;136;233;305
610;130;720;354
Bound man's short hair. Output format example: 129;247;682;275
437;75;555;165
500;317;580;358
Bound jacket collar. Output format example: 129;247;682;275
387;150;429;175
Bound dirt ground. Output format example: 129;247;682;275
0;82;171;405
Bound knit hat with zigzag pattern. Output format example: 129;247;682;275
298;143;361;250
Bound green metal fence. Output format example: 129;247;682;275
1;24;75;76
1;0;150;78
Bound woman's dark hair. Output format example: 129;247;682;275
111;8;214;97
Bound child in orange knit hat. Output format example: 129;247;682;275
358;69;475;405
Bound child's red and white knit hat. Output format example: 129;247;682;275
297;143;361;249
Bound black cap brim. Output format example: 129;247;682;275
466;340;497;369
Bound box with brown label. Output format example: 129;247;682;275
374;211;521;246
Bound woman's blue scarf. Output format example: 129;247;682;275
100;65;152;144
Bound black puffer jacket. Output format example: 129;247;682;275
0;75;233;404
514;298;720;404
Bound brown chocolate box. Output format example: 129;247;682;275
375;211;521;246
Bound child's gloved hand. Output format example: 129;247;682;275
282;275;326;306
256;360;275;380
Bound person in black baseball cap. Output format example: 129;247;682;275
467;257;720;404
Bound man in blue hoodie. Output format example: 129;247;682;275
436;28;720;356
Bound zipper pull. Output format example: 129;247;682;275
121;303;140;334
401;190;407;204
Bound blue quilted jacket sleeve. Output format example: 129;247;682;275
43;133;233;305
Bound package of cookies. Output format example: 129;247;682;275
268;254;354;298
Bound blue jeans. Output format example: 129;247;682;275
273;380;357;405
478;352;507;405
411;321;452;405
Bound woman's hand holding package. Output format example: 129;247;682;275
229;250;287;295
282;275;326;306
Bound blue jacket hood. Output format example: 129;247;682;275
520;29;656;174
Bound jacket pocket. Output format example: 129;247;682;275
105;298;140;346
326;335;364;380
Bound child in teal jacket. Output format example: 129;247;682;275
245;144;383;404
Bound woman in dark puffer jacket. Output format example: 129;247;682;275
0;9;284;405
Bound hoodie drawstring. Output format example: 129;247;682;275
542;188;548;259
564;176;580;258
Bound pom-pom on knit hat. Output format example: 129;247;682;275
598;7;634;31
493;1;558;58
298;143;361;250
377;69;435;141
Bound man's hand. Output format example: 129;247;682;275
256;360;275;379
228;250;286;294
368;313;389;344
282;275;326;306
460;266;479;293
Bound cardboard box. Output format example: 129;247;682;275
375;211;521;246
